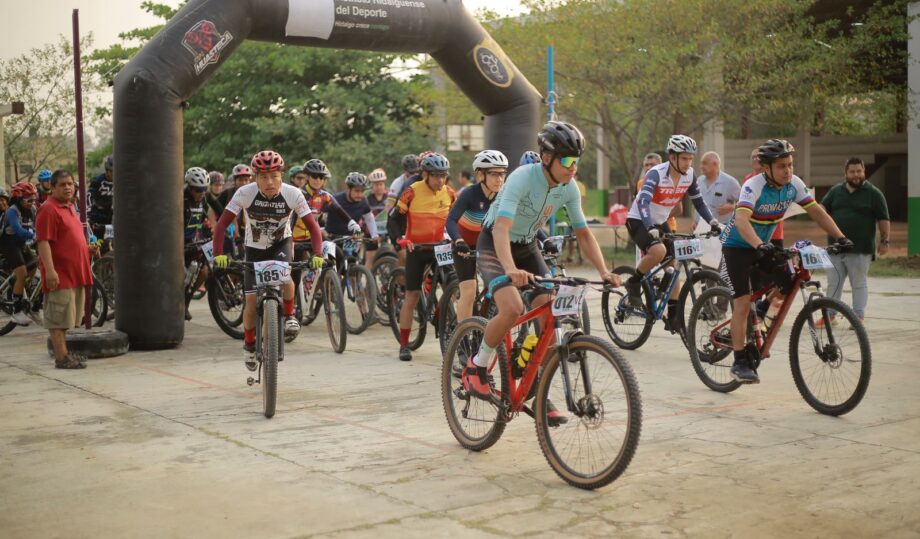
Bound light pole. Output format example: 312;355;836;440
0;101;25;186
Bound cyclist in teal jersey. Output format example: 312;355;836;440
463;122;621;425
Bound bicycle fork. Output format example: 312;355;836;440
246;296;284;387
553;322;592;417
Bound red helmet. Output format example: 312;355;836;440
251;150;285;173
11;181;37;199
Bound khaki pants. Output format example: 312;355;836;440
43;287;85;329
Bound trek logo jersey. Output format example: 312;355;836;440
226;183;311;250
627;162;700;228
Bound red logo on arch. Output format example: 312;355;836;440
182;20;234;75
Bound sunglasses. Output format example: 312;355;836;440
559;156;580;168
308;174;327;180
191;186;208;193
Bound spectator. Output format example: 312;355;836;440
458;170;473;190
819;157;890;327
636;152;680;233
696;151;741;224
743;147;783;247
35;170;97;369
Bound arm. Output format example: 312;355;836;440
36;240;60;291
492;217;519;274
732;210;765;248
687;179;715;223
878;220;891;255
804;203;844;240
362;211;379;238
574;227;619;285
6;207;35;242
211;209;238;256
635;170;659;229
445;190;467;242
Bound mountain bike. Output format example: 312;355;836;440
386;240;456;351
442;275;641;489
185;239;247;339
601;231;723;350
294;241;346;353
369;233;398;327
0;268;108;335
232;259;312;418
686;240;871;415
329;235;378;335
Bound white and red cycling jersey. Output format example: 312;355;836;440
627;162;711;228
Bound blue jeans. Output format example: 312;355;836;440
826;252;872;318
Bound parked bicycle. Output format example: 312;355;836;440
601;231;722;350
442;275;642;489
686;240;871;415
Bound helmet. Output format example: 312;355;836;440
421;153;450;173
185;167;210;188
401;154;420;173
418;150;435;162
208;170;224;184
666;135;697;155
0;188;9;200
345;172;369;189
757;139;796;165
472;150;509;171
231;164;253;179
537;121;586;157
37;169;53;182
11;181;37;199
520;151;540;165
368;168;387;183
251;150;284;173
103;154;114;171
288;165;304;179
303;159;330;178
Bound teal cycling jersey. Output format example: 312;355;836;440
483;163;587;243
721;173;815;248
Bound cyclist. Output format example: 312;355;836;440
36;169;53;207
217;164;253;255
624;135;722;326
720;139;850;384
463;122;620;426
326;172;379;265
182;167;212;320
291;159;359;263
446;149;508;323
385;154;421;214
391;153;457;362
367;168;388;217
0;181;38;325
206;170;225;217
88;154;114;241
519;150;540;166
211;151;325;370
288;165;307;190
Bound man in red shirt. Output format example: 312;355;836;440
35;170;97;369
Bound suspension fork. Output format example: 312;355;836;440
552;318;584;413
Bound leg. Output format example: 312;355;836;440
49;328;68;361
479;286;525;363
722;248;759;383
847;253;871;319
457;279;477;321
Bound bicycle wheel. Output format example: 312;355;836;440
261;298;280;418
207;268;245;339
343;264;377;335
90;280;108;327
441;316;509;451
675;268;723;346
371;255;397;326
601;266;653;350
387;268;426;349
437;279;461;357
534;335;642;490
789;297;871;416
93;253;116;315
686;287;740;392
322;270;347;354
0;273;17;336
579;297;591;335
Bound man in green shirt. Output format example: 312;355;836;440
819;157;890;326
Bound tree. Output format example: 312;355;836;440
0;36;103;182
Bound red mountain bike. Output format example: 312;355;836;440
442;275;642;489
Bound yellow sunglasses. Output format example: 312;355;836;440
559;156;580;168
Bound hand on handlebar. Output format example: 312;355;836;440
708;219;723;236
454;239;471;257
836;237;854;249
506;268;534;288
310;255;325;269
213;254;230;269
397;238;415;252
757;242;776;257
347;220;362;234
600;271;622;287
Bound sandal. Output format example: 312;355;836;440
55;354;87;369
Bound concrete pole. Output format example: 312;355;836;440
908;2;920;255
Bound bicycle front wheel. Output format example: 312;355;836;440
343;264;377;335
789;297;871;416
91;280;108;327
262;299;280;418
686;286;740;393
441;316;509;451
437;279;461;357
676;268;723;346
0;273;18;336
371;255;397;326
322;270;347;354
534;335;642;490
208;269;245;340
601;266;653;350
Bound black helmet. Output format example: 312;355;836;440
421;153;450;173
303;159;330;178
757;139;795;165
344;172;369;189
537;121;586;157
104;154;114;171
401;154;420;173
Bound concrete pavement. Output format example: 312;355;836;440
1;274;918;538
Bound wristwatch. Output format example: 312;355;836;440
880;238;890;245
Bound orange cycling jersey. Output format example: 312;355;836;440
292;188;334;241
396;180;456;244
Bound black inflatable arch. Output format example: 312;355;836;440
113;0;541;349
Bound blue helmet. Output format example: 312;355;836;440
37;169;53;182
421;153;450;173
519;151;540;166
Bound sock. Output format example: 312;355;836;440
13;293;23;311
399;328;411;346
283;298;295;316
667;300;678;320
474;341;496;368
629;270;644;283
244;328;256;346
733;350;747;365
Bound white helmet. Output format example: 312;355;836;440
231;164;253;179
185;167;210;188
472;149;509;171
368;168;387;183
666;135;697;155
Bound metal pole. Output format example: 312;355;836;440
73;9;91;329
547;45;557;235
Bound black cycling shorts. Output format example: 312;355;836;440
243;238;293;294
626;218;674;254
0;242;36;271
453;245;477;282
721;246;794;299
476;228;550;296
404;248;436;292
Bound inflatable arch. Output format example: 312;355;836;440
113;0;541;349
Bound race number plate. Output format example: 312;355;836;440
199;240;214;262
343;239;360;256
253;260;292;287
104;224;114;240
434;243;454;266
322;240;337;260
552;285;588;316
673;238;702;261
799;245;833;270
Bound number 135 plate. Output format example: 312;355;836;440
552;285;587;316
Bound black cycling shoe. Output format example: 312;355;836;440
399;346;412;362
730;358;759;384
243;342;257;372
546;399;569;427
184;309;192;321
624;278;643;308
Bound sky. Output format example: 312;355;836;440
0;0;527;62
